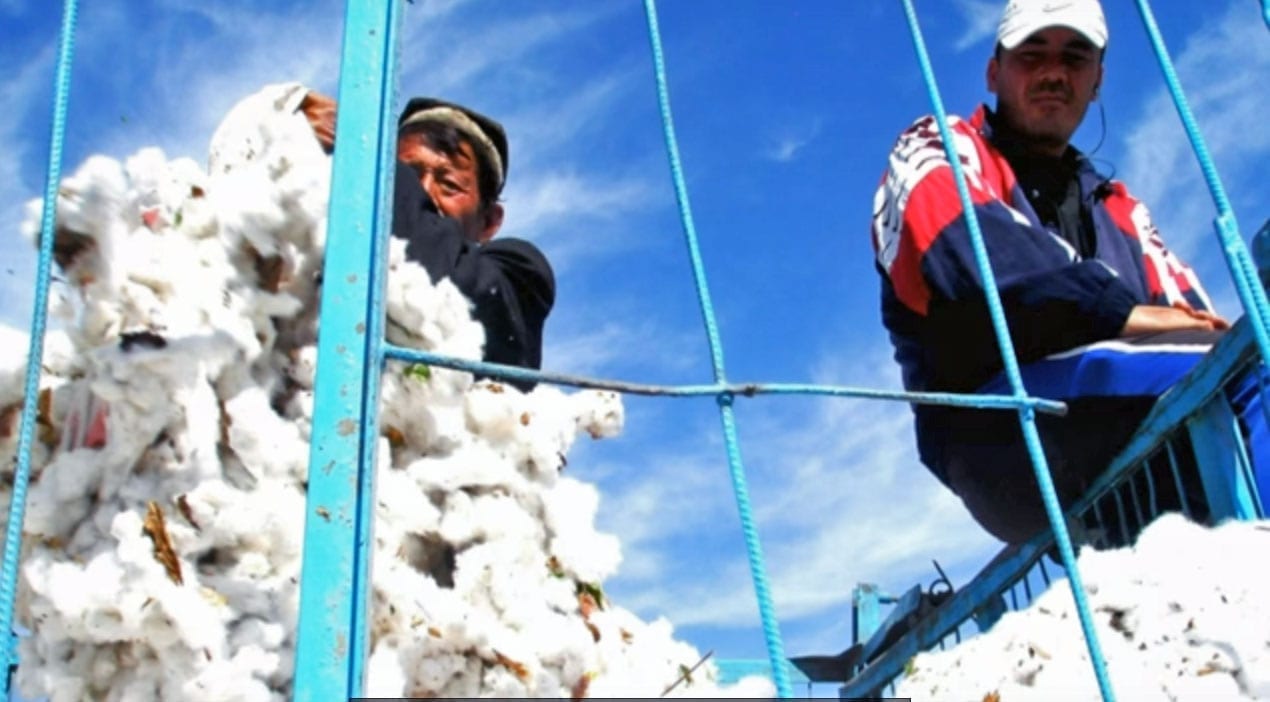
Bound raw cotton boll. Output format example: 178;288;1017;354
571;388;625;440
439;492;542;548
413;443;528;497
464;380;524;440
379;363;470;457
383;238;485;364
209;170;291;257
12;81;758;702
222;386;307;482
374;466;441;536
56;155;130;241
207;82;310;180
898;517;1270;701
0;324;34;404
22;450;104;537
283;344;318;389
541;477;621;583
364;646;408;698
496;385;581;477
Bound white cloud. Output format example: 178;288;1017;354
0;41;57;330
953;0;1001;52
600;340;1001;630
506;171;647;232
544;318;699;379
763;119;822;164
1119;1;1270;273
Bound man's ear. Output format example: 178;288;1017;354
986;56;1000;94
478;202;505;243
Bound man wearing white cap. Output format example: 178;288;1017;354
301;90;553;390
872;0;1230;543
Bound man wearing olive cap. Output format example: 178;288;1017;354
872;0;1231;543
301;90;553;389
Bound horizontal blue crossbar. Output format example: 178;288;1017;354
382;343;1068;414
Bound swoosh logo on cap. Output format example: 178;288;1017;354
1042;2;1074;11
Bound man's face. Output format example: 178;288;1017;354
987;27;1104;156
396;133;504;243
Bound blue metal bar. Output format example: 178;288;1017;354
1133;0;1270;372
841;537;1051;697
1091;498;1108;536
292;0;402;699
1229;413;1266;518
382;343;1067;413
897;2;1115;699
1143;460;1159;518
1227;401;1265;518
350;0;402;681
1164;441;1192;519
1186;397;1262;521
1;0;78;693
851;584;885;645
1127;473;1146;528
641;1;789;696
1111;489;1130;544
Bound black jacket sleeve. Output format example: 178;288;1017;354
390;162;555;386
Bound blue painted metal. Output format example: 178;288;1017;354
641;1;790;696
842;318;1266;695
383;342;1067;413
839;538;1049;698
896;1;1116;699
1133;0;1270;371
1164;442;1193;519
851;584;889;646
0;0;78;695
292;0;402;699
1186;397;1262;521
1264;0;1269;29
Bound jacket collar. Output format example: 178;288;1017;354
970;104;1102;182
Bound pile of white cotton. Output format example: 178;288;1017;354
0;83;771;701
896;514;1270;701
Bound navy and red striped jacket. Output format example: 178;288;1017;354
872;105;1214;480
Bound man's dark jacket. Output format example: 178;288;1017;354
391;162;553;388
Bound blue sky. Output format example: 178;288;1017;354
2;0;1267;688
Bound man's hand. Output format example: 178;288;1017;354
1120;302;1230;337
299;91;337;153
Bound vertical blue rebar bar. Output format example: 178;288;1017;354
1164;442;1193;519
898;2;1116;699
642;1;790;697
292;0;401;699
1112;490;1130;544
1128;474;1146;527
1143;460;1159;517
0;0;78;694
1133;0;1270;368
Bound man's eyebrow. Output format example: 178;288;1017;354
1064;38;1097;53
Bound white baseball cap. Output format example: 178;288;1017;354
997;0;1108;50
